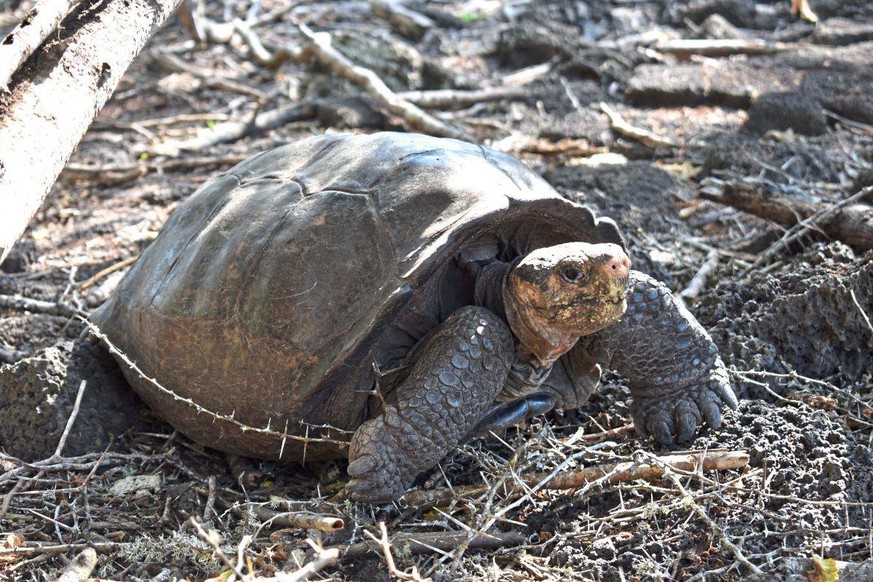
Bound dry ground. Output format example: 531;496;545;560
1;0;872;580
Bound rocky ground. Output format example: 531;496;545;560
1;0;872;580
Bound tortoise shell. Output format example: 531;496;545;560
92;132;623;460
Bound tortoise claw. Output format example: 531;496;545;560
630;362;737;445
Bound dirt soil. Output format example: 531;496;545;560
1;0;872;580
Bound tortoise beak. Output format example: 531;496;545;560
597;253;631;300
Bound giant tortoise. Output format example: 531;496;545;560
90;132;737;502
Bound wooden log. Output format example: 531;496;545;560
0;0;185;266
700;181;873;252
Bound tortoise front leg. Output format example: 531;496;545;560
346;306;514;503
583;271;738;445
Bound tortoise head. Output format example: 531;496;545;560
504;242;631;367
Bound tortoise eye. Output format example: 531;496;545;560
561;265;585;283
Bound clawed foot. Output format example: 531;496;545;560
630;363;738;445
345;410;418;503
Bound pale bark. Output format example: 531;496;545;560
0;0;79;90
0;0;184;266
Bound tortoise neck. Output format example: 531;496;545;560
472;259;513;320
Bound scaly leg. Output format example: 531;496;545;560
582;271;738;445
346;306;515;502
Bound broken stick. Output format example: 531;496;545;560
298;23;469;141
402;450;750;506
342;530;526;560
700;180;873;253
248;506;345;532
600;102;681;149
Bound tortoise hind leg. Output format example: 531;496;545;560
346;305;514;503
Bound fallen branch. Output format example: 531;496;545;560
372;0;435;41
61;154;248;185
151;51;268;100
397;87;525;109
678;249;720;304
402;450;749;506
55;547;98;582
0;294;85;318
298;23;469;140
277;543;340;582
248;506;345;532
600;102;681;149
0;347;28;364
699;180;873;254
500;61;554;88
342;530;526;560
178;14;468;141
489;134;607;157
143;101;317;157
0;0;184;266
652;39;794;58
0;0;78;91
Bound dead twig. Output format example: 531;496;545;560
143;101;317;157
489;134;607;157
188;516;245;579
55;547;98;582
0;294;85;318
600;102;681;149
151;52;268;100
82;318;351;449
61;154;248;185
652;38;795;58
76;256;138;291
849;289;873;337
397;87;525;109
91;112;232;131
250;505;345;532
0;0;78;91
403;450;749;506
0;541;121;558
275;541;339;582
52;381;88;459
298;23;469;140
678;249;720;304
701;181;873;260
500;61;554;88
656;457;766;579
364;521;425;581
343;529;525;560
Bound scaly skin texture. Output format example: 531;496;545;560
346;306;515;502
582;271;738;445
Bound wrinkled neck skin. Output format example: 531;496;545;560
502;285;579;368
470;259;571;369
